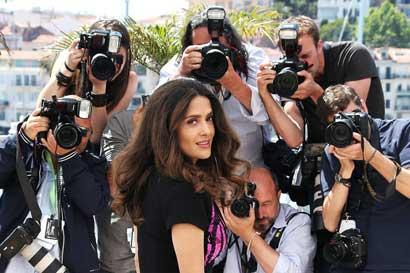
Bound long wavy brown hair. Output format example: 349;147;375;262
112;78;249;226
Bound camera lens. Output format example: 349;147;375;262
54;123;81;149
230;199;250;218
325;121;354;148
91;53;116;80
273;67;299;98
201;49;228;80
323;239;348;264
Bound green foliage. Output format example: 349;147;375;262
364;0;410;47
320;19;356;42
124;17;181;74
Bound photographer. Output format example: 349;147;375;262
0;95;109;273
158;7;272;166
319;85;410;272
223;167;316;273
37;19;137;144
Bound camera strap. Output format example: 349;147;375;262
15;137;42;223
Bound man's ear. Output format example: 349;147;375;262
277;190;281;200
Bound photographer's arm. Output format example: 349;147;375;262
257;66;303;148
223;207;279;273
36;41;84;108
345;79;371;103
322;145;355;232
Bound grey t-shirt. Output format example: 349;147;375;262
97;110;136;273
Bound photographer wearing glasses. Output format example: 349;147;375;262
158;6;271;167
0;95;109;273
319;85;410;273
222;167;316;273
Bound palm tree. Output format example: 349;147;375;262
50;5;281;75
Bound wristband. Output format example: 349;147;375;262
56;71;72;87
64;61;75;73
246;231;259;258
389;161;402;184
366;148;377;164
90;92;107;107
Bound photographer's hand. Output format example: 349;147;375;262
222;205;256;242
218;57;252;111
256;63;275;96
88;69;107;94
291;70;324;102
22;108;50;141
65;39;85;75
329;145;355;178
176;45;203;76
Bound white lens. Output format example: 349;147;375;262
279;29;297;40
207;8;225;20
108;31;122;53
78;99;91;119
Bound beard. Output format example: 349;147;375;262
254;216;275;234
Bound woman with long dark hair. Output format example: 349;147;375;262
112;78;249;273
158;7;269;167
37;19;137;143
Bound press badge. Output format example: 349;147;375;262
339;219;356;233
45;216;59;240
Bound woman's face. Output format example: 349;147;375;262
177;96;215;164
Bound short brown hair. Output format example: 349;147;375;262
283;16;320;45
317;84;362;122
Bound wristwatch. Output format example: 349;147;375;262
335;173;351;188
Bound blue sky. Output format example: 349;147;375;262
0;0;188;20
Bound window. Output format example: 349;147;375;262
386;83;390;92
386;67;391;79
24;75;29;86
30;75;37;86
398;84;402;91
386;99;390;109
16;75;22;86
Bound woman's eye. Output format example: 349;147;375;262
206;115;213;122
187;119;197;125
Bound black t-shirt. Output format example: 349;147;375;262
320;41;385;119
138;171;227;273
321;119;410;272
301;42;385;143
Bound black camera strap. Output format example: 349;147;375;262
15;138;42;223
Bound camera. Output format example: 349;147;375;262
79;29;123;81
39;96;92;149
192;7;231;82
267;23;307;98
231;182;259;218
0;218;69;272
325;112;372;148
323;228;367;269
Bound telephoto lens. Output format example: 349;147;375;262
20;241;69;273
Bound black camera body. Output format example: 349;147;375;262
231;182;259;218
194;40;231;81
192;7;231;82
39;96;91;149
79;29;123;81
0;218;39;260
267;23;307;98
323;228;367;269
325;112;372;148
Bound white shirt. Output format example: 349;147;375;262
158;43;270;166
224;204;317;273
